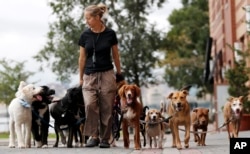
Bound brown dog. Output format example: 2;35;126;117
167;90;190;150
191;108;209;146
223;96;244;139
118;84;142;150
145;109;165;149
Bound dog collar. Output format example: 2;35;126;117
20;99;31;108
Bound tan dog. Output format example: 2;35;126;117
145;109;165;149
223;96;244;139
191;108;209;146
167;90;190;149
118;84;142;150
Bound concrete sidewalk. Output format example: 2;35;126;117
0;124;250;154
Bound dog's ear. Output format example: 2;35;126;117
227;96;234;102
118;85;126;98
181;90;189;96
134;85;141;97
167;93;173;99
192;108;198;112
239;96;244;102
205;108;209;114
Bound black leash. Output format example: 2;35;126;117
32;110;54;128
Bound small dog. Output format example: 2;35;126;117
145;109;165;149
191;107;209;146
31;86;55;148
8;81;43;148
118;84;142;150
223;96;244;139
50;86;85;148
167;90;191;149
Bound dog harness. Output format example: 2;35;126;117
20;99;31;108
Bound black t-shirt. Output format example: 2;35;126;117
78;27;118;75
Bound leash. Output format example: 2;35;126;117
178;118;234;134
32;110;54;128
140;115;173;125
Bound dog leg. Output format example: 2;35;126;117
184;124;190;148
173;125;182;149
15;123;25;148
24;122;32;148
226;122;231;139
169;122;177;148
146;133;151;148
201;129;207;146
134;124;141;150
122;121;130;149
67;127;73;148
53;124;60;147
153;136;157;148
8;120;15;148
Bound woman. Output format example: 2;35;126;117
78;3;122;148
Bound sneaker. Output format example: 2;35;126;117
85;138;100;147
99;140;110;148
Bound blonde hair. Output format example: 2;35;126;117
84;3;108;22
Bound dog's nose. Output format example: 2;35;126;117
177;102;181;107
128;94;132;98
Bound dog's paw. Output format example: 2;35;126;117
184;144;189;148
74;142;80;147
25;144;31;148
8;144;15;148
18;145;25;148
134;147;141;150
42;144;48;148
35;141;42;148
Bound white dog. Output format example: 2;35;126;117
8;81;43;148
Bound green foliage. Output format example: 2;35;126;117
0;58;33;105
34;0;167;87
225;50;250;113
160;0;212;96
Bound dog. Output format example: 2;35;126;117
31;86;55;148
145;108;165;149
191;107;209;146
167;89;191;149
8;81;43;148
140;105;149;147
50;86;85;148
118;84;142;150
223;96;244;139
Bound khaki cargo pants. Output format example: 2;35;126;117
82;69;116;141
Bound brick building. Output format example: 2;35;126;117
207;0;250;128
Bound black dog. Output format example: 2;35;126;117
50;86;85;148
32;86;55;148
140;105;149;147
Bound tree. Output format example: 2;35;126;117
0;58;34;105
34;0;167;87
225;45;250;113
160;0;211;96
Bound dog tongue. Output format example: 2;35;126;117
36;95;42;101
126;98;133;104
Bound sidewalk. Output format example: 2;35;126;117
0;124;250;154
